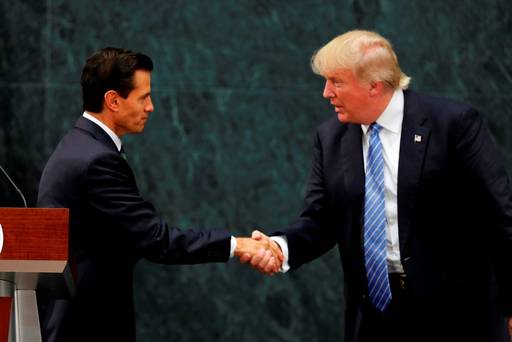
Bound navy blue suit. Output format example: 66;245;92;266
37;117;231;342
277;90;512;342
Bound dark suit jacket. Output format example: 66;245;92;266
37;117;231;342
277;90;512;342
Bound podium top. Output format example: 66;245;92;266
0;208;69;260
0;208;74;296
0;208;68;273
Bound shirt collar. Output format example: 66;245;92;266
82;112;123;152
361;89;404;135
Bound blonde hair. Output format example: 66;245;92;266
311;30;410;89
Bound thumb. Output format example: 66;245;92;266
252;230;263;240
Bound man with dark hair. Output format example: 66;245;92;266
80;47;155;113
37;47;282;342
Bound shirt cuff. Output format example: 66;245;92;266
230;236;236;258
270;235;290;273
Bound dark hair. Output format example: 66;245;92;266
81;47;153;112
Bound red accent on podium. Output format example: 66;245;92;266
0;297;12;342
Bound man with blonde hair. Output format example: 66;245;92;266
244;30;512;342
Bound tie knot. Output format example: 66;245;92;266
369;123;382;136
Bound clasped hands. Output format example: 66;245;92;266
235;230;283;275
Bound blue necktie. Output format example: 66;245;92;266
364;123;392;312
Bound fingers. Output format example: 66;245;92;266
254;232;283;271
251;230;283;262
268;239;284;263
239;252;251;264
235;230;283;275
264;257;277;274
250;249;278;275
251;249;270;267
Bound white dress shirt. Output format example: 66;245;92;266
273;90;405;273
81;112;237;257
83;112;122;152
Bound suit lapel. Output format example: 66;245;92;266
340;124;365;272
397;91;430;256
74;116;120;153
341;124;365;203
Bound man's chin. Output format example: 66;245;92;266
128;127;146;135
337;113;349;123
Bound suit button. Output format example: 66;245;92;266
362;294;366;300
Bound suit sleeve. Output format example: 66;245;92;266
83;152;231;264
455;108;512;315
275;129;338;269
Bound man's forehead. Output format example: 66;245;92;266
133;70;151;85
323;68;354;79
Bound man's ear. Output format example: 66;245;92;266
369;81;385;97
104;90;120;111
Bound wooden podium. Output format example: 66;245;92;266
0;208;74;342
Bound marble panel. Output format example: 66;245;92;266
3;0;512;341
0;0;47;83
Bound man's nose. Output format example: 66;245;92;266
323;81;334;99
146;96;154;112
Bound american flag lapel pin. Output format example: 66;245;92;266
414;134;422;143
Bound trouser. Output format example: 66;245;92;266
358;273;414;342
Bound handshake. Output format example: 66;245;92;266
234;230;284;275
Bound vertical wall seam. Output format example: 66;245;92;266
43;0;51;154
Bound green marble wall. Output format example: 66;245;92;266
1;0;511;341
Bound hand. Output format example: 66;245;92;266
236;230;283;275
235;235;281;274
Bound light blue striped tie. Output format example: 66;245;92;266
364;123;392;312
